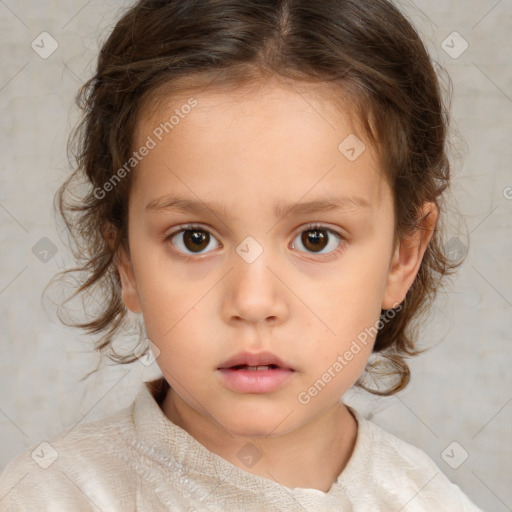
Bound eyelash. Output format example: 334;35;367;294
163;223;346;262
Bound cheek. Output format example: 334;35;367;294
136;277;200;353
148;311;209;384
296;253;389;379
306;324;375;377
135;278;214;364
342;242;392;306
314;256;388;331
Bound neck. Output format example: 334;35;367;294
161;388;358;492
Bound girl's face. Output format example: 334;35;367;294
117;79;432;438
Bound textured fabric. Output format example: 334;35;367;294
0;378;484;511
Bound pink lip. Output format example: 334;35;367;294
217;367;295;393
217;350;294;370
217;350;296;394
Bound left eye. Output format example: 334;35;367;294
291;225;342;255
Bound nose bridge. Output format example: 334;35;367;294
224;235;287;323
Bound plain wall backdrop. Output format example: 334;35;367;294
1;1;511;510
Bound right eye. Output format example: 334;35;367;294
165;224;221;256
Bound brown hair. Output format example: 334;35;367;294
47;0;465;395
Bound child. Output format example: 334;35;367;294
0;0;485;510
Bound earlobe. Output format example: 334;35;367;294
115;246;142;314
381;202;439;310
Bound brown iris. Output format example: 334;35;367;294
183;229;209;252
301;229;328;252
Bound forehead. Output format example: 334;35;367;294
131;78;388;213
136;77;367;143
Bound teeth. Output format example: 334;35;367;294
228;364;279;370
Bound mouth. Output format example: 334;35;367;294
217;351;295;372
216;351;296;393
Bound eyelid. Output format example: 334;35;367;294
165;222;344;240
295;222;344;239
165;223;221;240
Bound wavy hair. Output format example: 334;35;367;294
46;0;466;395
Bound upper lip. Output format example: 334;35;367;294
217;351;295;370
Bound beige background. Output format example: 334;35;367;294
1;1;511;510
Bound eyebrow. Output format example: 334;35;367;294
145;193;371;220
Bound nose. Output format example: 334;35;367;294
222;247;288;326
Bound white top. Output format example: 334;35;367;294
0;378;484;511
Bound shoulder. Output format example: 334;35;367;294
342;408;484;511
0;405;137;511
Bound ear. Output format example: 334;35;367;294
115;245;142;314
381;202;439;309
103;221;142;315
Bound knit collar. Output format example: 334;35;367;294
132;377;371;498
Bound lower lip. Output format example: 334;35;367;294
217;368;295;393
